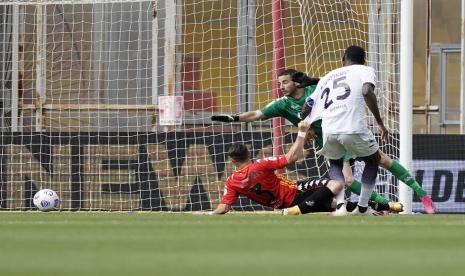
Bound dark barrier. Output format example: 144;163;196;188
0;132;325;211
1;133;463;212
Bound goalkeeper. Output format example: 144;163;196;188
211;69;435;214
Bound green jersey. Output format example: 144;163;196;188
260;85;323;149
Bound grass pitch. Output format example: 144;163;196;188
1;213;464;276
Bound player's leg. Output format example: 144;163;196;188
334;152;397;214
338;150;402;212
346;178;404;212
355;152;380;214
284;178;342;215
314;159;347;215
378;150;436;214
340;133;380;215
342;157;386;204
346;200;390;214
328;158;349;216
315;134;347;214
296;179;342;215
347;179;386;204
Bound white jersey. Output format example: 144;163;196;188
308;64;376;134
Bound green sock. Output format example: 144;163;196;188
347;179;389;205
388;161;427;197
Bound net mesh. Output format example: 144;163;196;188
0;0;422;212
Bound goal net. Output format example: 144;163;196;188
0;0;406;211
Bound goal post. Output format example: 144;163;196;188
271;0;286;158
0;0;413;212
399;0;414;214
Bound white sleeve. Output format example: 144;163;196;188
360;66;376;86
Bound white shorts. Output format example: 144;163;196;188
317;132;379;160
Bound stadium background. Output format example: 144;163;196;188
1;2;465;276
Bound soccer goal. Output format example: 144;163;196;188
0;0;410;212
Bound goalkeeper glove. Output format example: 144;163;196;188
211;114;240;123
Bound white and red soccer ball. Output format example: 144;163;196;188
33;189;60;211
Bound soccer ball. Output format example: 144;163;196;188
33;189;60;211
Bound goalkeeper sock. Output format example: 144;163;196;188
347;179;389;205
389;161;427;197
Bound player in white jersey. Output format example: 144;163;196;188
303;45;388;215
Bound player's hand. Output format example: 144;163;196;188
342;161;354;186
378;124;389;143
211;114;239;123
305;128;316;145
297;121;310;133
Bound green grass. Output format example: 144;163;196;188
1;213;464;276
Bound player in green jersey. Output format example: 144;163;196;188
211;68;436;214
211;70;323;147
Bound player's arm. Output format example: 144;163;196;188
362;83;388;142
212;203;231;214
304;127;316;145
211;110;265;123
238;110;266;122
301;95;321;145
300;97;314;119
285;121;310;163
215;180;238;214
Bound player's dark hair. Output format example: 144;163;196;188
228;143;250;163
278;68;299;78
342;45;366;65
278;69;319;88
